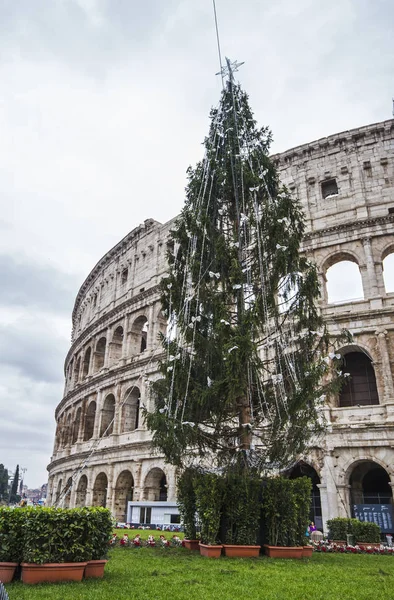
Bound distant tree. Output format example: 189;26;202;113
9;464;19;504
0;464;9;503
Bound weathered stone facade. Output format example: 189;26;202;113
47;119;394;531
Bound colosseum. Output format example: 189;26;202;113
47;118;394;533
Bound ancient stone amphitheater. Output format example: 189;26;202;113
47;119;394;532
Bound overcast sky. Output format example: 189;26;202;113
1;0;393;489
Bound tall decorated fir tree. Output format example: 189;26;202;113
146;60;346;472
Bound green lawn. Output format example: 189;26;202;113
6;540;394;600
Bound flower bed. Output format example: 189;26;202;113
312;541;394;555
110;533;185;549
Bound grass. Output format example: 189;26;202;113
6;532;394;600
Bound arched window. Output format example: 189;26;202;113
72;407;82;444
121;387;140;432
94;337;106;371
110;326;124;363
114;471;134;522
350;461;392;506
288;462;322;531
326;260;363;304
130;316;149;354
92;472;108;507
84;401;96;440
73;357;81;384
339;351;379;407
383;252;394;294
75;474;88;507
82;347;91;378
144;468;167;501
100;394;115;437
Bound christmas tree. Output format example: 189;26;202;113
146;59;345;472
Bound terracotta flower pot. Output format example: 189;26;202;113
303;545;314;558
0;562;18;583
21;562;87;584
184;539;200;551
263;545;304;559
84;559;108;578
222;545;261;558
199;543;223;558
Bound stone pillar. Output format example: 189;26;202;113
147;304;155;349
166;468;177;502
336;484;351;518
362;237;379;300
113;383;122;435
121;315;130;360
322;452;342;526
133;462;143;501
69;479;78;508
85;485;93;507
318;271;328;305
375;328;394;402
106;464;115;514
88;343;94;376
104;327;112;368
93;390;102;438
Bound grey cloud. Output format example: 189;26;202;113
0;255;78;314
0;317;69;382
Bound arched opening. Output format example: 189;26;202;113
72;407;82;444
383;253;394;294
130;316;149;355
114;471;134;522
84;401;96;441
121;387;140;432
68;359;73;383
92;472;108;507
63;477;72;508
326;260;363;304
350;461;392;506
288;462;322;531
82;347;91;378
144;468;167;501
75;474;88;507
339;351;379;407
100;394;115;437
56;479;63;504
94;337;106;371
73;357;81;384
110;326;124;364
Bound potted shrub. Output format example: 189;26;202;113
327;517;349;546
293;478;314;558
83;507;113;578
352;520;381;549
194;472;225;558
262;477;310;559
21;507;89;584
0;507;24;583
222;469;261;557
177;468;200;551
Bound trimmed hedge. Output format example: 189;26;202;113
0;506;113;564
327;517;381;543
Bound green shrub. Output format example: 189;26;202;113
177;468;198;540
222;469;261;546
194;472;225;545
0;507;25;562
327;517;381;543
262;477;311;547
84;506;113;559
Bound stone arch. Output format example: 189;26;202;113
92;472;108;507
65;413;72;446
322;252;364;304
82;347;91;378
130;315;149;354
144;467;167;501
63;477;72;508
338;346;379;407
120;386;140;433
113;470;134;522
100;394;115;437
55;478;63;504
347;460;392;508
94;337;106;371
288;461;322;531
72;407;82;444
382;245;394;294
84;400;96;441
68;359;73;383
110;326;124;363
74;356;81;384
75;474;88;507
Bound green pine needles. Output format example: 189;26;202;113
145;72;348;472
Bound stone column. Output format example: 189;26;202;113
147;304;155;349
69;479;78;508
322;452;342;526
375;328;394;402
85;485;93;507
106;464;115;514
133;462;143;501
104;326;112;368
93;390;102;438
121;314;130;361
362;237;379;300
336;484;351;518
113;383;122;435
